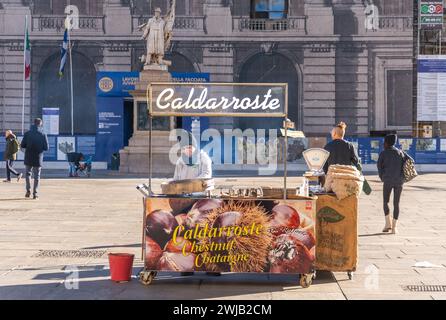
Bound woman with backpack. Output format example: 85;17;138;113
3;130;22;183
377;134;411;234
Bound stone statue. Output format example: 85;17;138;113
139;0;176;68
364;0;379;32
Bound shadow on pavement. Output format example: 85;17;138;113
358;233;389;237
81;244;141;250
0;268;336;300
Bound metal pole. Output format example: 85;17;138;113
416;3;420;139
68;27;74;136
149;85;153;193
284;123;288;200
21;16;27;135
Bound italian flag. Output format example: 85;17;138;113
24;18;31;80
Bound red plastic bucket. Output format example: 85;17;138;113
108;253;134;282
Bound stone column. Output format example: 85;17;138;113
332;0;367;36
104;0;132;36
305;0;334;35
303;44;337;136
204;0;232;36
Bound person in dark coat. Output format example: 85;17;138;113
3;130;23;183
323;122;360;174
67;152;84;177
20;118;49;199
377;134;405;234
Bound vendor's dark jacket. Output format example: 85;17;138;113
20;125;49;167
377;146;405;186
67;152;83;165
4;134;19;161
323;139;359;173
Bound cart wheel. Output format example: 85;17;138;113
300;274;313;288
348;272;353;280
139;270;157;286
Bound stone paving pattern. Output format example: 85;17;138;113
0;173;445;300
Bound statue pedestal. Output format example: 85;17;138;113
119;69;175;176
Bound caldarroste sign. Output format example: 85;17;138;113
147;83;288;117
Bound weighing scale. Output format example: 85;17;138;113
301;148;330;195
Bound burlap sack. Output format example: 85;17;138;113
324;165;363;199
331;178;364;200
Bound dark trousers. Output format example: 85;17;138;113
25;166;41;196
6;160;20;181
383;183;403;220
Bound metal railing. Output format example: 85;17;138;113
233;17;307;33
31;15;105;33
378;16;413;32
132;15;205;33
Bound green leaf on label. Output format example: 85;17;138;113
317;207;345;223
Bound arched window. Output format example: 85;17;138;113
251;0;288;19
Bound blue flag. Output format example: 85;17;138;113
59;29;68;78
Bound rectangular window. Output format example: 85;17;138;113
386;70;413;127
251;0;288;19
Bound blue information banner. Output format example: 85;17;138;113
77;136;96;158
96;97;125;162
0;139;5;160
44;136;58;161
97;72;139;97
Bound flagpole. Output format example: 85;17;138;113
68;26;74;136
21;16;27;135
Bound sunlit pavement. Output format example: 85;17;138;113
0;172;445;300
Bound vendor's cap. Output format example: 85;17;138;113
178;131;197;148
154;7;161;12
385;134;397;147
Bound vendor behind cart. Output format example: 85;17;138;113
174;132;212;181
173;132;220;276
323;122;360;174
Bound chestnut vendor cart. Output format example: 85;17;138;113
138;82;318;288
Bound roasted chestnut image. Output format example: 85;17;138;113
164;236;193;254
145;236;163;270
145;209;179;248
269;204;301;236
212;211;242;243
268;234;314;274
169;198;196;216
175;214;188;227
291;229;316;250
157;252;196;272
186;199;223;228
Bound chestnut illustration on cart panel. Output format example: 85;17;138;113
145;236;164;270
145;209;179;248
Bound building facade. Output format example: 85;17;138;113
0;0;415;137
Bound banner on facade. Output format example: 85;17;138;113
417;55;446;121
419;1;444;29
42;108;60;135
148;83;288;117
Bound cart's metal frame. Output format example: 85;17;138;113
140;82;315;288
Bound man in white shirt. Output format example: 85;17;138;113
173;133;212;181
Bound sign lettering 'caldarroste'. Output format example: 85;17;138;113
149;83;287;116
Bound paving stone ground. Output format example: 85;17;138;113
0;171;445;300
